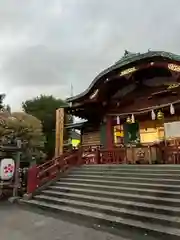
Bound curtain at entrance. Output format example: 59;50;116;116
123;122;140;144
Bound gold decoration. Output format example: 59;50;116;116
168;64;180;72
126;116;131;124
120;67;136;76
167;83;180;89
157;110;164;120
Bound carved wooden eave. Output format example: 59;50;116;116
65;51;180;120
66;51;180;104
89;89;99;100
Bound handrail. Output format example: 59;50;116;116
27;149;81;194
38;152;70;169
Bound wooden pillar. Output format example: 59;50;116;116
55;108;64;157
106;116;113;149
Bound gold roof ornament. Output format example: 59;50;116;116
157;110;164;120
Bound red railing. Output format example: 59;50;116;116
81;146;162;164
82;150;100;164
100;148;126;164
27;150;80;194
162;145;180;164
26;145;180;195
81;148;126;164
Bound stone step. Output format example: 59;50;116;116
79;164;180;169
70;170;180;179
41;189;180;216
72;168;180;174
48;185;180;206
65;174;180;185
57;177;180;190
21;199;180;239
53;181;180;198
78;164;180;171
34;194;180;228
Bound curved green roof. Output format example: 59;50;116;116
67;50;180;102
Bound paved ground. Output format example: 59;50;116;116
0;202;127;240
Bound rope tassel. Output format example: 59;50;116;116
151;110;156;120
170;104;175;115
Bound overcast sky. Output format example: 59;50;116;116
0;0;180;110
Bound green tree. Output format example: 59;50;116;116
0;111;45;163
22;95;71;159
0;94;45;163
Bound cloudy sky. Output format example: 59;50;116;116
0;0;180;110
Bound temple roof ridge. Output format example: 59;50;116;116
115;50;141;65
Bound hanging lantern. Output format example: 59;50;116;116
170;104;175;115
157;110;164;120
151;110;156;120
116;116;120;125
131;114;135;123
126;116;131;124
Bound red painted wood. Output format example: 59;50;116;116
100;148;126;164
27;165;39;194
27;150;80;194
162;145;180;164
27;143;180;195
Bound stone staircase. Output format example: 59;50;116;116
21;165;180;239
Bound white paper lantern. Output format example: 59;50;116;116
0;158;15;180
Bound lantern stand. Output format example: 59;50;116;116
1;138;23;203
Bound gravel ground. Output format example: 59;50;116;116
0;202;128;240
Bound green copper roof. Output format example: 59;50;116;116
67;50;180;102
